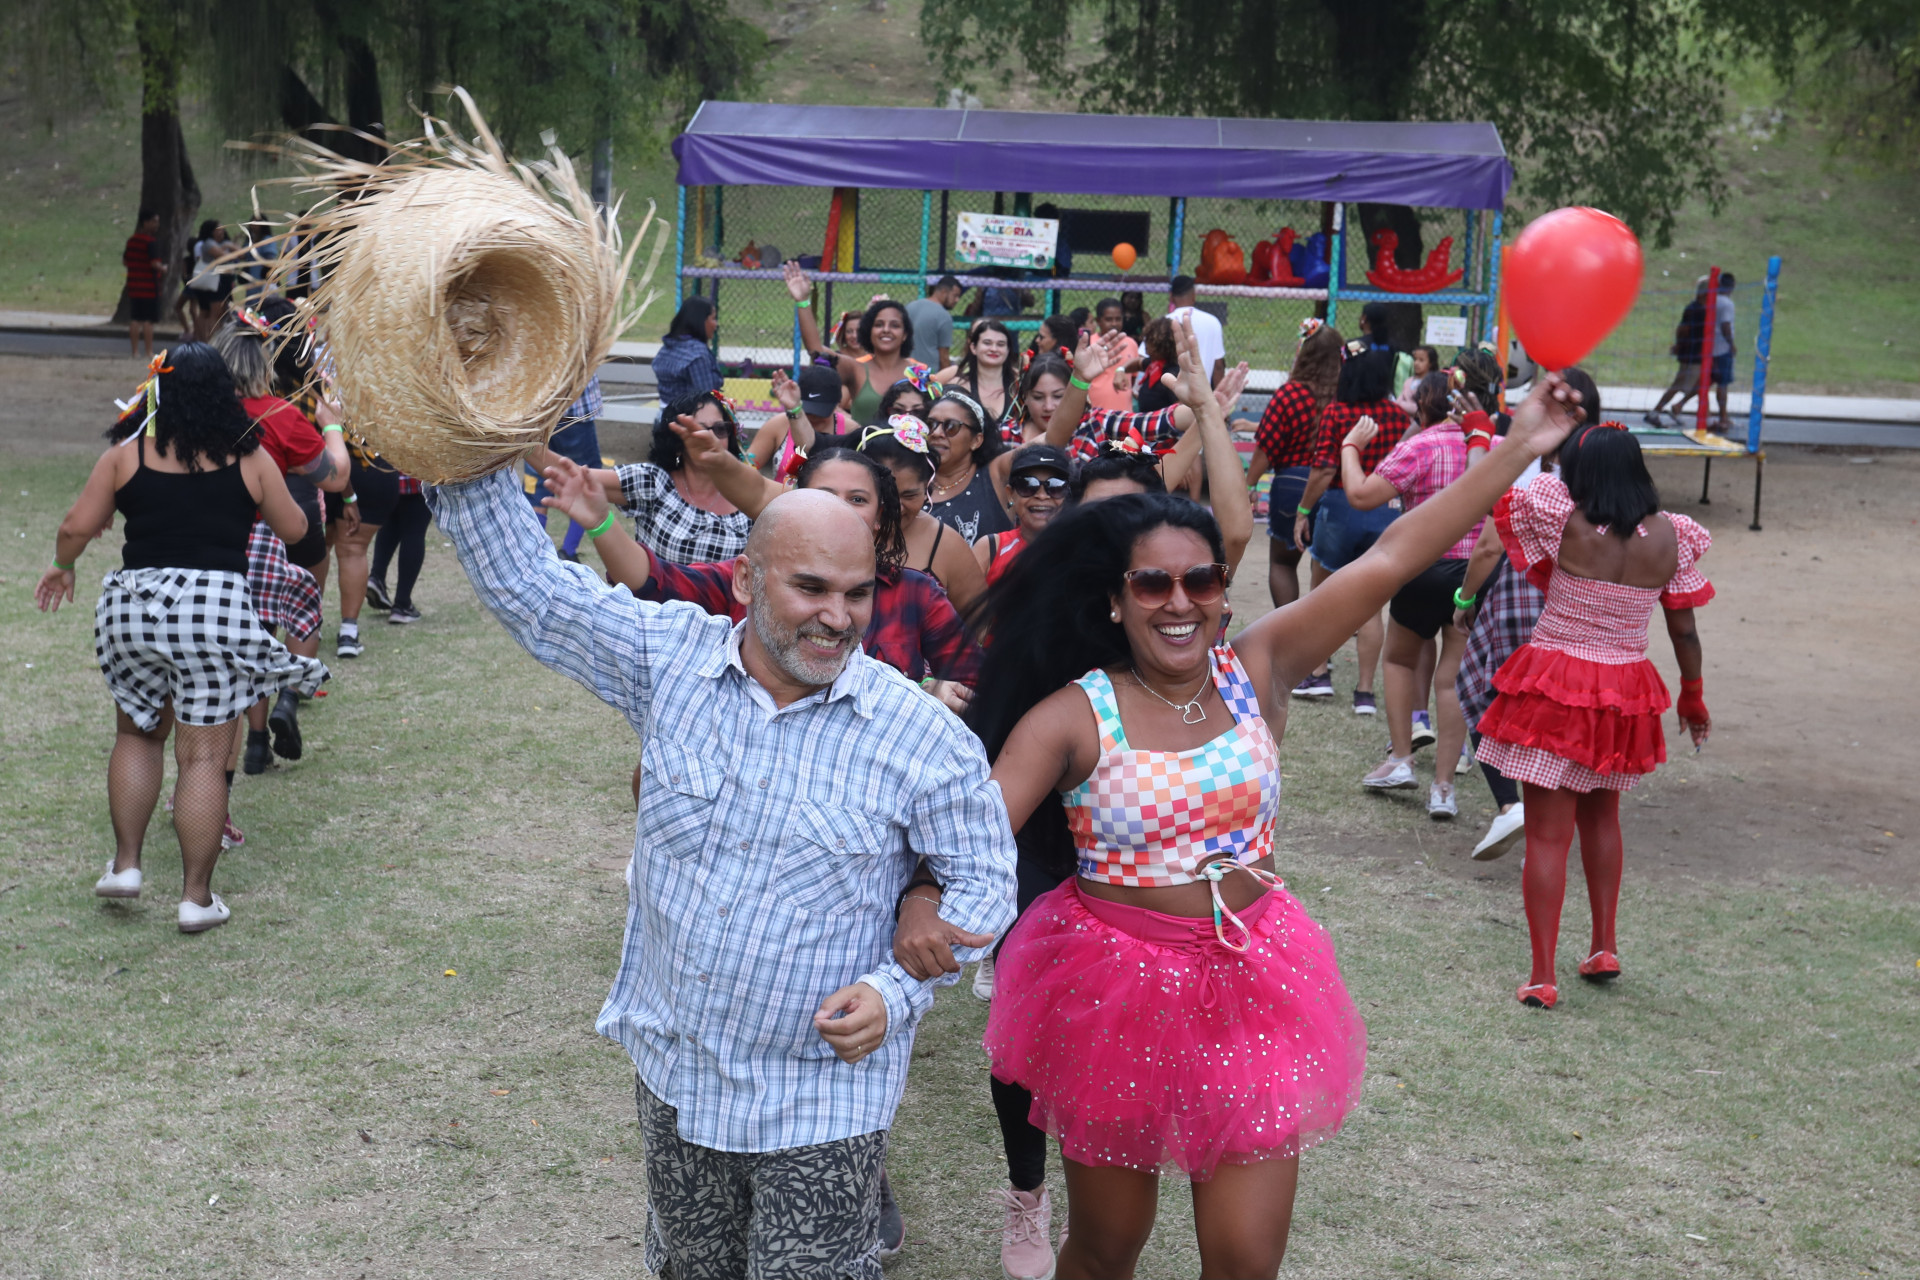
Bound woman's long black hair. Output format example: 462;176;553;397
966;492;1226;761
956;318;1018;406
795;447;908;574
106;341;261;470
649;390;743;473
964;493;1226;878
662;295;715;344
857;297;913;356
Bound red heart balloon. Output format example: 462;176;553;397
1504;207;1644;369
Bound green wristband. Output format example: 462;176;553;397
584;511;617;539
1069;375;1091;391
1453;587;1479;610
321;424;344;434
1295;504;1314;517
53;557;76;571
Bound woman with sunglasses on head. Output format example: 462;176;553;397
933;318;1020;439
566;390;753;566
784;263;929;426
1475;418;1712;1011
858;417;987;615
894;339;1585;1278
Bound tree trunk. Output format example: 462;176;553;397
113;0;199;327
1356;203;1424;351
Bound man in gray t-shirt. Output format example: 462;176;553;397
906;275;963;369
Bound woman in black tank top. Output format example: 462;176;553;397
34;342;325;934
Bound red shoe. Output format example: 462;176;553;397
1516;982;1558;1009
1578;950;1621;982
222;819;246;850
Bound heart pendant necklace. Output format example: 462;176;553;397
1131;670;1209;724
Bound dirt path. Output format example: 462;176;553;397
7;351;1916;895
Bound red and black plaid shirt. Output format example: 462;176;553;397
637;550;982;684
123;232;160;299
1312;399;1413;489
1254;382;1322;470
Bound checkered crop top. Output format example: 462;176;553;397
1062;645;1281;888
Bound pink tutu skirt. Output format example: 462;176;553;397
983;880;1366;1180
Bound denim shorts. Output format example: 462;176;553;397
1265;466;1312;552
1310;487;1398;572
1711;352;1733;386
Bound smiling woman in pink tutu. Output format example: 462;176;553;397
915;320;1586;1278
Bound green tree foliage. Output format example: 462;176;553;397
920;0;1734;246
196;0;762;158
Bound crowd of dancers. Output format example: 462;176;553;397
38;267;1712;1278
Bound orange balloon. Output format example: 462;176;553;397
1111;242;1137;270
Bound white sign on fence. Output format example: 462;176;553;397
1423;315;1470;348
954;212;1060;270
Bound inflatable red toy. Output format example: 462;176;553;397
1365;230;1465;293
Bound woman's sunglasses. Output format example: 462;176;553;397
1122;564;1230;609
927;417;976;437
1010;474;1068;498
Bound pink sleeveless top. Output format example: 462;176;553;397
1062;645;1281;888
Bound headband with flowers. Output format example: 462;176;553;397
860;415;932;454
230;304;275;339
1298;316;1326;340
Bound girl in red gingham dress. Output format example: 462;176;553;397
1475;423;1713;1009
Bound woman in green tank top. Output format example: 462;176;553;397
784;262;928;424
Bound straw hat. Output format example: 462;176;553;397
255;89;666;483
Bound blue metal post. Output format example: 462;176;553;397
792;310;804;378
1327;204;1344;331
1747;255;1782;454
1169;198;1186;277
674;185;686;310
1483;209;1504;345
918;190;932;289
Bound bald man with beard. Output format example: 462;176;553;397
429;468;1016;1280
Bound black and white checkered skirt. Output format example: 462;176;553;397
94;567;329;730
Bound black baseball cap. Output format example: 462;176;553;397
798;365;843;417
1009;443;1070;476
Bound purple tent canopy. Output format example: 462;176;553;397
674;102;1512;210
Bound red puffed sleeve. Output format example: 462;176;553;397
1660;512;1716;609
1491;473;1573;592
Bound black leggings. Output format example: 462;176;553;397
1472;731;1521;808
992;849;1073;1193
371;492;431;609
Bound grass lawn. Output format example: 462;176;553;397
3;451;1916;1278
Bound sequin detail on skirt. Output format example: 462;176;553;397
984;880;1366;1180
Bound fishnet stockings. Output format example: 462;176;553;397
108;710;168;871
171;722;234;907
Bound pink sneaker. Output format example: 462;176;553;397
999;1186;1055;1280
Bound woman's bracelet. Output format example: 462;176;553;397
1068;375;1092;391
584;510;618;539
901;889;943;910
1453;587;1479;609
344;493;358;504
1295;504;1314;517
321;424;344;435
784;405;802;419
53;557;76;571
1341;442;1361;453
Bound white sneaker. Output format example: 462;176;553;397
95;861;142;899
998;1186;1056;1280
1361;756;1418;790
178;893;231;933
1457;744;1476;776
1472;804;1527;861
973;953;996;1001
1428;782;1459;820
